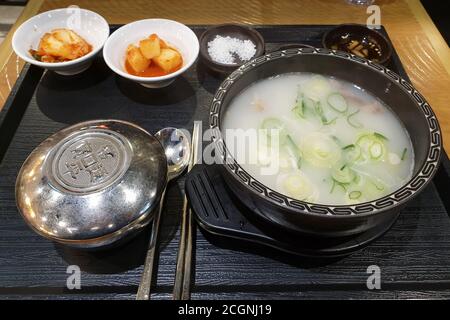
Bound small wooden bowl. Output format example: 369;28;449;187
199;24;265;74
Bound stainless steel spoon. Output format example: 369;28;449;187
136;127;191;300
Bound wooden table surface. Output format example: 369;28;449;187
0;0;449;144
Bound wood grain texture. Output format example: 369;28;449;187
0;0;41;109
1;26;450;299
190;290;450;300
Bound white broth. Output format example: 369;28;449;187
222;73;414;205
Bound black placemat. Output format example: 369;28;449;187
0;25;449;300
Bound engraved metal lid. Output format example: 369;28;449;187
15;120;167;248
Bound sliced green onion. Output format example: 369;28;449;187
346;109;363;128
369;141;383;159
282;173;316;201
292;92;305;118
332;165;355;184
323;117;337;125
349;191;362;200
261;117;284;131
330;180;336;194
314;101;323;116
330;179;348;194
303;75;330;101
285;135;302;169
374;132;389;141
401;147;407;161
261;118;287;144
302;132;342;168
343;144;362;163
343;144;355;150
338;182;348;192
356;133;386;161
371;180;385;191
315;101;336;125
356;134;373;148
303;96;315;111
292;105;304;118
314;102;326;124
332;136;342;147
327;92;348;113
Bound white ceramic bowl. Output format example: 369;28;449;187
12;8;109;75
103;19;199;88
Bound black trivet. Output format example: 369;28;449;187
185;164;399;257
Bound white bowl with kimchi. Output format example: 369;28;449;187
103;19;199;88
12;8;109;75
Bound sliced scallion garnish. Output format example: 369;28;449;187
374;132;389;141
292;92;305;118
343;144;355;150
323;117;337;125
369;141;383;159
285;134;302;169
315;101;336;125
356;133;386;161
261;117;288;144
332;165;355;184
330;179;348;194
332;136;342;147
401;147;407;161
343;144;362;163
349;191;362;200
371;180;385;191
346;109;363;128
327;92;348;114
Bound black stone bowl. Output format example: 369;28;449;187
209;48;442;238
199;24;265;74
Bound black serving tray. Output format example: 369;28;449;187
1;25;450;300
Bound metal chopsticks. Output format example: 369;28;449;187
173;121;201;300
136;189;166;300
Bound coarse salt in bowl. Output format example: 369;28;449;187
199;24;265;74
103;19;199;88
207;35;257;65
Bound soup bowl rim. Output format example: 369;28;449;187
209;47;442;218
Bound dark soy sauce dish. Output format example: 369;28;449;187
322;24;392;64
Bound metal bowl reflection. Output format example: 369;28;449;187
15;119;167;249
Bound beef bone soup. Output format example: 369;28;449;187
222;73;414;205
